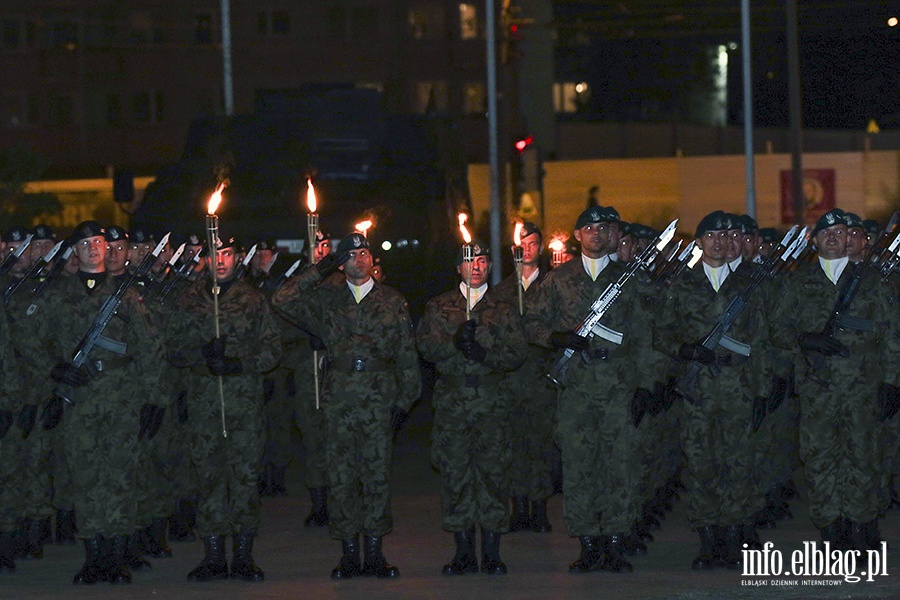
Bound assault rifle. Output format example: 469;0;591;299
140;242;185;301
232;243;256;280
2;239;66;305
157;248;205;303
0;234;33;277
55;233;170;405
546;219;678;388
32;245;74;297
675;226;802;404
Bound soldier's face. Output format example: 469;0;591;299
252;249;273;273
742;233;759;260
30;239;54;263
574;222;610;259
758;241;775;259
815;224;848;260
106;240;129;275
340;248;373;282
458;255;491;288
606;222;621;253
130;242;152;265
314;240;332;263
75;235;107;272
184;245;202;261
215;247;237;281
726;229;743;261
618;235;635;263
520;232;541;266
5;241;31;274
699;230;728;265
846;227;865;259
372;264;385;282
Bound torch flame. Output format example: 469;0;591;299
458;213;472;244
306;179;317;213
513;221;523;246
355;220;373;236
548;238;565;252
207;182;227;215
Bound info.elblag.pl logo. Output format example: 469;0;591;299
741;541;889;586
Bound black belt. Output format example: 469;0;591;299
440;373;505;388
716;354;749;367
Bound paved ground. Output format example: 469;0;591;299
3;409;900;600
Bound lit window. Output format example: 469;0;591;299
459;4;478;40
408;3;444;40
553;82;590;113
415;81;448;113
463;82;485;115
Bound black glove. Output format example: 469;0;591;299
138;404;165;441
175;392;189;424
314;252;350;278
16;404;37;440
0;409;12;440
878;383;900;423
308;334;326;352
751;396;768;433
549;331;590;352
454;319;478;349
661;376;680;412
207;356;243;377
648;381;667;416
797;332;846;357
631;387;654;428
460;341;487;363
50;361;91;388
767;375;789;414
41;397;64;431
677;343;716;365
390;405;409;433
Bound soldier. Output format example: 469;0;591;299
417;241;526;576
616;223;636;264
0;300;23;573
605;209;622;262
128;226;155;272
526;206;661;574
36;221;165;584
167;232;281;582
738;215;760;263
844;212;867;263
492;223;557;534
272;232;421;580
770;209;900;550
105;226;129;278
757;228;779;260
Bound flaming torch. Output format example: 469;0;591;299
306;178;321;410
512;221;524;315
355;219;373;238
549;237;566;268
205;181;228;438
458;213;473;320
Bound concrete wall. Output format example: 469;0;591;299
469;151;900;239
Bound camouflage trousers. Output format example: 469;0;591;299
431;380;510;532
63;388;141;538
17;415;54;522
322;393;395;541
557;371;641;536
134;402;185;525
261;368;294;470
504;370;557;501
681;387;761;529
294;367;329;490
0;421;22;531
798;383;884;528
188;376;265;536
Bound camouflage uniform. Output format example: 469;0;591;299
416;285;526;532
33;274;164;539
770;262;900;529
271;266;421;541
526;257;659;538
0;302;24;548
168;278;281;536
658;264;769;530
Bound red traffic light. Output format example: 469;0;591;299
514;135;534;153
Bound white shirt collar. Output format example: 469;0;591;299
522;267;539;291
818;256;849;285
728;256;743;271
581;254;610;281
347;278;374;303
702;261;730;292
459;281;488;310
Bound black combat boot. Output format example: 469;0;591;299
819;519;844;548
123;532;151;572
169;498;197;542
107;535;133;583
187;535;228;582
304;487;329;527
442;528;478;575
602;533;634;573
568;535;605;573
864;519;885;551
230;531;264;581
21;518;44;560
508;496;531;532
142;518;172;558
330;536;361;579
0;531;16;573
73;535;107;584
621;524;648;556
361;535;399;578
480;528;507;575
530;499;552;533
691;525;717;570
38;517;52;547
743;524;763;550
720;525;743;570
257;467;269;497
634;519;654;543
848;520;875;552
55;509;77;545
270;466;287;497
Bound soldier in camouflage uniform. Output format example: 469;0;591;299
491;223;557;534
272;232;421;580
0;298;23;573
658;211;772;570
167;233;281;582
526;206;661;574
417;241;526;576
770;209;900;550
33;221;165;584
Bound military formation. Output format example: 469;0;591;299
0;200;898;585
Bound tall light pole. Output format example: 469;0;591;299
741;0;756;219
486;0;502;284
221;0;234;116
